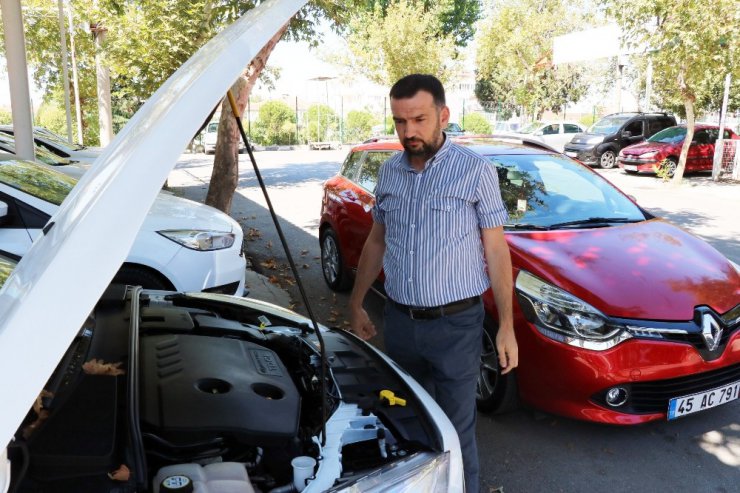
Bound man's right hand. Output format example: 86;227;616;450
349;305;376;340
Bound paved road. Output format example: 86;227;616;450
170;149;739;493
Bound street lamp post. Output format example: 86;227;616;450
309;76;335;144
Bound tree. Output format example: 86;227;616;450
462;113;490;134
345;110;377;143
475;0;595;121
253;100;296;145
345;1;461;86
602;0;740;184
305;104;337;142
36;102;67;135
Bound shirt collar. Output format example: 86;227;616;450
399;132;452;173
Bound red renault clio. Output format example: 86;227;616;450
319;137;740;425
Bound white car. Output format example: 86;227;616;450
514;121;585;152
0;133;86;179
204;120;249;154
0;125;102;166
0;155;246;294
0;1;463;492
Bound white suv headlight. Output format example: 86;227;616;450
159;230;235;251
516;271;631;350
332;452;449;492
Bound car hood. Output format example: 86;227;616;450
622;141;672;155
145;192;237;232
508;219;740;320
0;0;307;452
569;132;605;144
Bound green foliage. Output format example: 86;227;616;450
475;0;596;120
253;100;296;145
36;102;67;136
346;1;460;86
462;113;490;134
0;108;12;125
305;104;337;142
345;110;377;143
602;0;740;116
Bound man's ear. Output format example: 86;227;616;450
440;106;450;128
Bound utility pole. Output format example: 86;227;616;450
91;0;113;146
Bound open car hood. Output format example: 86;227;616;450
0;0;307;452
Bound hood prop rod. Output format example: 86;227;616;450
226;90;329;447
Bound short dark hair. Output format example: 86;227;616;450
389;74;446;107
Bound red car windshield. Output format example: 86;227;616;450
647;127;686;144
486;154;645;229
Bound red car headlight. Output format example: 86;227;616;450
515;271;631;350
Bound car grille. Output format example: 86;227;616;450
592;363;740;414
202;281;241;295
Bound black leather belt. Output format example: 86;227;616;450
390;295;481;320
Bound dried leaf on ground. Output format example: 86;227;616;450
300;249;309;256
83;359;125;376
302;264;310;269
268;275;281;285
23;390;53;439
108;464;131;481
247;228;262;240
261;258;278;270
266;241;273;249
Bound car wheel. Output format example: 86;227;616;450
599;150;616;169
661;157;678;178
476;320;519;413
320;229;351;291
112;265;173;290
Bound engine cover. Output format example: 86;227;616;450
140;334;300;444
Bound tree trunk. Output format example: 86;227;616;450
672;65;696;185
205;22;290;214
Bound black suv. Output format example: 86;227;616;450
564;112;676;168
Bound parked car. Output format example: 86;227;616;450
492;121;520;133
564;112;676;168
0;132;86;178
320;137;740;425
514;121;585;152
0;125;102;166
0;2;464;491
203;121;250;154
0;155;246;294
444;122;465;136
618;124;739;176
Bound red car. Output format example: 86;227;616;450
618;124;739;176
319;137;740;424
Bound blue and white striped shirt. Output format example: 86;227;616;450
372;136;508;307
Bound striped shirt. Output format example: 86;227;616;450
372;135;508;307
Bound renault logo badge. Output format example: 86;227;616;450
701;313;723;351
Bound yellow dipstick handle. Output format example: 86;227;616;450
380;389;406;406
226;90;241;118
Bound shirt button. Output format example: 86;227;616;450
411;224;415;228
410;250;414;255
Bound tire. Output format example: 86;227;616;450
661;157;678;178
320;228;351;291
111;265;173;290
599;149;616;169
476;321;519;413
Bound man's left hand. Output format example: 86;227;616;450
496;327;518;375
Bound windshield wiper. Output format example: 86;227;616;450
549;217;642;229
505;223;551;231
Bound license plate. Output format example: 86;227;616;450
565;151;577;157
624;165;638;171
667;380;740;420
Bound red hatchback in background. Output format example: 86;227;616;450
618;124;739;176
319;137;740;425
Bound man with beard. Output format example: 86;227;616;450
349;74;518;492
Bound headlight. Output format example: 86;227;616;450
586;135;604;145
159;230;235;251
638;151;658;159
516;271;631;350
332;452;449;492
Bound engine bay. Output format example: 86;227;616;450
9;286;441;492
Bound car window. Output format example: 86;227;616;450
0;253;16;288
623;119;643;137
0;160;76;206
207;122;218;133
589;115;632;134
648;119;667;136
358;151;396;192
542;124;559;135
486;154;644;226
340;151;364;181
695;130;713;144
564;124;581;133
648;126;686;144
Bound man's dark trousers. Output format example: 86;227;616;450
384;300;484;492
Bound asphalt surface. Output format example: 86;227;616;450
168;148;739;493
